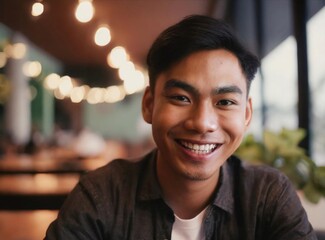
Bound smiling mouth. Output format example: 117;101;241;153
178;140;220;155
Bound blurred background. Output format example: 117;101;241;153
0;0;325;239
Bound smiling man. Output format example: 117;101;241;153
142;49;252;221
45;15;316;240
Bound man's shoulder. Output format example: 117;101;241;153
79;150;155;189
229;155;290;186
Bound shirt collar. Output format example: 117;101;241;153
211;158;236;215
137;149;236;215
137;149;164;201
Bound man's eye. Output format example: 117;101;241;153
217;99;234;106
171;95;190;103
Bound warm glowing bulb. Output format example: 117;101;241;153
23;61;42;77
75;0;94;23
87;87;105;104
6;43;27;59
105;85;125;103
44;73;61;90
54;88;65;100
31;2;44;17
94;26;111;46
123;70;146;94
118;61;135;81
59;76;73;96
107;46;128;68
70;86;86;103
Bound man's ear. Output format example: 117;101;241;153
142;87;154;124
245;97;253;129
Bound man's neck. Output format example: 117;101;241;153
157;160;220;219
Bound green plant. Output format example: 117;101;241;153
235;128;325;204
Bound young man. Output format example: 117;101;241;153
45;15;316;239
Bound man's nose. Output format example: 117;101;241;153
183;102;218;134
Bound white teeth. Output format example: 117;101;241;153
180;141;217;154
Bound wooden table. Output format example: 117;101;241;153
0;153;110;174
0;151;111;210
0;210;58;240
0;173;80;210
0;173;80;194
0;152;112;238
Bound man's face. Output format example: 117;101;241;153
142;49;252;182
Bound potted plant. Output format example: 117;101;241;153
235;128;325;204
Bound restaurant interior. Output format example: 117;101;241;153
0;0;325;239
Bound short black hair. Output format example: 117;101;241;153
147;15;260;93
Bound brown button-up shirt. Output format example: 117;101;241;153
45;150;317;240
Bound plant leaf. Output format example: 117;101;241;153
303;181;321;204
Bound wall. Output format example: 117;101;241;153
84;92;151;143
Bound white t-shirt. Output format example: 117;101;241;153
171;207;207;240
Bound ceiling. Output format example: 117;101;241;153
0;0;227;86
0;0;324;87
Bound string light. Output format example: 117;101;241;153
54;88;65;100
70;86;86;103
1;1;149;105
118;61;135;81
105;85;126;103
31;1;44;17
75;0;94;23
23;61;42;78
87;87;105;104
43;73;61;90
58;75;74;97
94;25;111;46
107;46;128;69
4;43;27;59
123;70;146;94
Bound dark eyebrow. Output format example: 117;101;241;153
164;79;243;96
164;79;199;95
213;85;243;95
